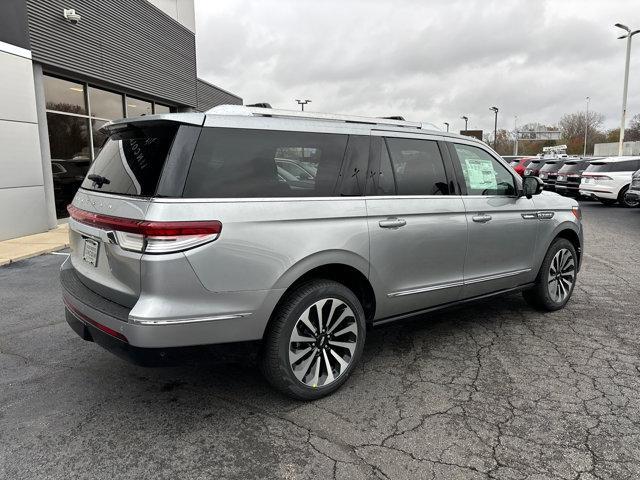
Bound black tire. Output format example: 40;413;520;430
523;238;577;311
260;279;366;400
619;186;639;208
599;198;617;206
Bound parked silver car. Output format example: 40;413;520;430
61;105;583;399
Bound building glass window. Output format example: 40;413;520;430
126;96;153;116
89;86;123;120
154;103;171;114
43;76;86;114
43;73;172;218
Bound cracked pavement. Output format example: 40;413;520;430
1;201;640;480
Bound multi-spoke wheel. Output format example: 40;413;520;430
261;280;366;400
547;248;575;303
288;298;358;388
523;238;578;311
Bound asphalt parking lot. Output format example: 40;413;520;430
2;201;640;480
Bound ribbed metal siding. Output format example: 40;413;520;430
196;79;242;111
26;0;197;107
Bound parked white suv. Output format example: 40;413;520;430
579;157;640;207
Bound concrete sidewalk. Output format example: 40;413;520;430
0;223;69;266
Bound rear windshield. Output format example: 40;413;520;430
585;160;640;173
183;128;350;198
539;161;558;171
80;123;178;196
558;161;587;173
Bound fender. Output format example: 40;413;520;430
270;249;371;292
531;219;583;278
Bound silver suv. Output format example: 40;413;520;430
61;105;583;399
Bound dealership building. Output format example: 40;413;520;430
1;0;241;241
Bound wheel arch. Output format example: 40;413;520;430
265;251;377;338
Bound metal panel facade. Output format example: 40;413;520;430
25;0;197;107
196;78;242;111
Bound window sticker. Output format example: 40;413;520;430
462;157;497;191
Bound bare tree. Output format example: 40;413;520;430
627;113;640;141
558;111;604;154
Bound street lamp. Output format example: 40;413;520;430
513;115;518;156
490;107;499;149
443;122;450;132
461;116;469;131
614;23;640;156
295;99;311;111
583;96;590;156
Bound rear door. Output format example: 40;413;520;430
68;120;200;307
447;141;538;299
366;133;467;320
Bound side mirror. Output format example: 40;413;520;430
522;176;543;199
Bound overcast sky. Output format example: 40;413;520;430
195;0;639;134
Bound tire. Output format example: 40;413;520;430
599;198;617;206
260;280;366;400
618;186;639;208
523;238;577;312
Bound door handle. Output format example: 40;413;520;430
472;214;492;223
379;218;407;229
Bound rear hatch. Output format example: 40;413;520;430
556;161;587;186
524;159;546;176
67;115;204;307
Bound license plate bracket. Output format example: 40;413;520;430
82;238;99;267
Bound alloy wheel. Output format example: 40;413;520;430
547;248;575;303
288;298;358;388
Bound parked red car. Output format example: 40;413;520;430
507;156;535;177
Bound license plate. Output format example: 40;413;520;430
82;238;99;267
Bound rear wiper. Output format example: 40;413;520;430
88;174;111;188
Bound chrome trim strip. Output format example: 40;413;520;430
388;281;464;298
129;312;252;326
388;269;532;297
463;268;532;285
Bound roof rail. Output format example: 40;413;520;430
206;104;428;129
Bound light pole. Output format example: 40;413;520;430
583;96;590;156
490;107;499;149
461;116;469;131
614;23;639;156
295;99;311;111
513;115;518;156
443;122;450;132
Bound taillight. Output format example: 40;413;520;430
584;175;613;181
571;206;581;220
67;205;222;253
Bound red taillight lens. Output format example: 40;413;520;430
67;204;222;253
583;175;612;181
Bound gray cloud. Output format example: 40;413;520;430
196;0;640;134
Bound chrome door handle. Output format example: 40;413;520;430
379;218;407;229
472;214;492;223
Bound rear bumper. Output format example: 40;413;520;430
555;183;580;195
60;259;281;352
579;187;616;200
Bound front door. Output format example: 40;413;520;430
447;142;538;298
366;134;467;320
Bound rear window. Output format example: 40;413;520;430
539;161;558;171
586;160;640;173
183;128;349;198
80;123;178;196
585;163;612;173
558;161;587;173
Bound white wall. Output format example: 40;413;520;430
594;141;640;157
147;0;195;32
0;43;51;240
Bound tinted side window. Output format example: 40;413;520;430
385;138;448;195
452;144;516;196
338;136;370;196
183;128;348;198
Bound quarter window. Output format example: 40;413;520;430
385;138;449;195
452;144;516;196
183;128;349;198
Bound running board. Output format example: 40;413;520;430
372;282;536;327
